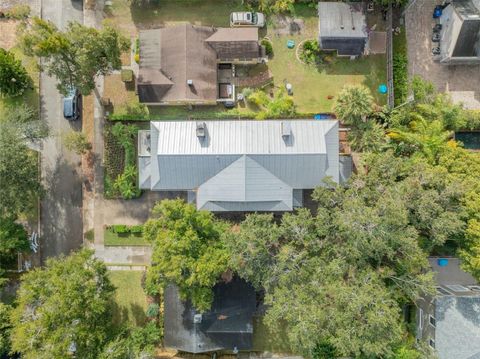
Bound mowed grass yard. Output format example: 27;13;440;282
0;20;39;116
267;5;387;113
104;0;244;36
104;2;387;115
109;270;149;327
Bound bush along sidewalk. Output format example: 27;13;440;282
104;224;149;246
104;123;142;200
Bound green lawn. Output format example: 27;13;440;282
0;46;39;116
104;227;150;246
109;271;148;327
105;0;244;36
266;5;387;113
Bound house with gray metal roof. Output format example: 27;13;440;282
438;0;480;65
138;120;341;212
318;2;368;56
416;258;480;359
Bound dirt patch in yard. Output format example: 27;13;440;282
270;15;305;36
0;19;20;49
104;74;138;113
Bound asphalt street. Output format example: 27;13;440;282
39;0;84;263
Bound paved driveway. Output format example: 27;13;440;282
405;0;480;109
39;0;84;262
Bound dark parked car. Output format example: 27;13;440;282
63;87;80;120
432;32;441;42
432;47;441;55
433;23;442;32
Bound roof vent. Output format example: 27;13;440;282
196;122;206;138
187;79;193;86
282;121;292;139
193;313;202;324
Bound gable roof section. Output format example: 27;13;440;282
138;24;217;103
196;155;293;211
206;27;260;60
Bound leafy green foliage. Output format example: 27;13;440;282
393;28;408;106
244;0;294;13
334;85;374;126
0;48;33;97
113;165;141;200
20;18;129;95
10;249;115;359
300;40;321;65
261;39;273;57
63;131;91;155
144;199;229;311
105;123;141;200
4;4;30;19
246;88;296;120
0;217;30;268
0;107;46;218
0;303;12;357
223;148;473;356
224;213;281;290
99;323;161;359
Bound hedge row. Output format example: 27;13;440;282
107;112;318;122
392;27;408;106
108;224;143;234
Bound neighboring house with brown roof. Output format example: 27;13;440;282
137;24;265;105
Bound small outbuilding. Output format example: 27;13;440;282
318;2;368;56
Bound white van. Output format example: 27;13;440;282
230;12;265;28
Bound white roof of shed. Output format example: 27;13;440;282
318;2;367;39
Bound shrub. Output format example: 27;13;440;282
121;69;133;82
261;39;273;57
130;225;143;234
63;131;91;155
113;165;141;200
112;224;128;234
84;229;94;242
0;48;32;97
145;303;160;319
300;40;321;65
393;53;408;105
5;5;30;19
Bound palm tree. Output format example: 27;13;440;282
388;116;453;163
334;85;374;126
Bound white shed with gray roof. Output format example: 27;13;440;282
139;120;340;212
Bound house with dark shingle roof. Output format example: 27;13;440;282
416;258;480;359
137;24;265;105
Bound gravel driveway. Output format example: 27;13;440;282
405;0;480;109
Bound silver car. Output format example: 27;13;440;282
230;12;265;28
